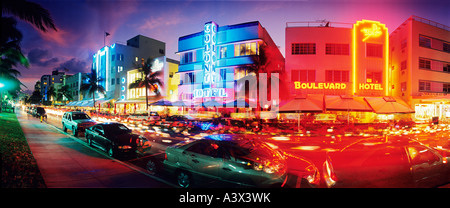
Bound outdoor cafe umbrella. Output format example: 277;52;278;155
325;95;373;123
279;94;324;132
148;99;173;106
364;97;415;114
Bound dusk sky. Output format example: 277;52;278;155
12;0;449;93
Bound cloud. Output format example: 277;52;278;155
138;11;184;31
27;48;59;67
37;27;72;47
53;58;89;74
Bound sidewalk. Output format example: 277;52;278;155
16;111;171;188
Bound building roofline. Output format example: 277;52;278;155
286;21;353;28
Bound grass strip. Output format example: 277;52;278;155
0;112;46;188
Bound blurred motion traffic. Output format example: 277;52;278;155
19;105;450;188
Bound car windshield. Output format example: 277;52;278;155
103;124;131;135
72;113;91;120
225;139;278;161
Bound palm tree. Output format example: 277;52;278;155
128;58;163;112
80;69;106;109
46;85;56;102
0;0;56;110
2;0;57;32
56;85;73;102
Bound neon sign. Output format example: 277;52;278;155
361;24;382;42
194;21;227;98
203;21;218;84
352;20;389;96
294;82;347;90
358;83;383;90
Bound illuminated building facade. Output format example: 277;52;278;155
92;35;166;101
285;20;389;98
390;16;450;122
176;21;284;106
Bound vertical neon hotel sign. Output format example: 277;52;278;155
194;21;227;98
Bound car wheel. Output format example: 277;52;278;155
177;170;191;188
62;124;67;132
72;127;78;137
146;159;158;174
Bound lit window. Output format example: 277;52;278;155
234;42;258;56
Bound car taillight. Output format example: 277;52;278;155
164;153;168;161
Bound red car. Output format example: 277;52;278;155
323;136;449;188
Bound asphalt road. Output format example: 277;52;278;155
17;110;175;188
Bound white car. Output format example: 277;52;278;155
62;111;96;136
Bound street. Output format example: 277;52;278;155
17;110;175;188
17;108;449;188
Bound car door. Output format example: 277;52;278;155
407;145;445;187
95;125;110;150
183;141;222;181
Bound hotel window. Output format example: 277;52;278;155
366;71;382;83
419;35;431;48
182;51;196;64
444;63;450;72
325;44;349;55
401;82;407;92
292;69;315;82
235;42;257;56
183;72;195;84
443;83;450;93
419;81;431;91
401;39;407;50
219;46;227;59
366;43;383;58
325;70;349;82
111;54;115;61
419;58;431;69
401;61;407;71
117;54;124;61
117;66;123;72
443;43;450;53
292;43;316;55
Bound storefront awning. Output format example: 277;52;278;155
279;94;324;113
325;95;372;112
364;97;415;114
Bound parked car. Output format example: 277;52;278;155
162;134;317;188
85;122;149;157
323;136;450;188
62;111;96;136
35;107;47;118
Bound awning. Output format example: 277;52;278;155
364;97;415;114
172;100;194;107
419;94;450;102
325;95;372;112
149;99;173;106
279;94;323;113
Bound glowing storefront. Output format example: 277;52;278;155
176;21;284;109
390;16;450;123
284;20;412;122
